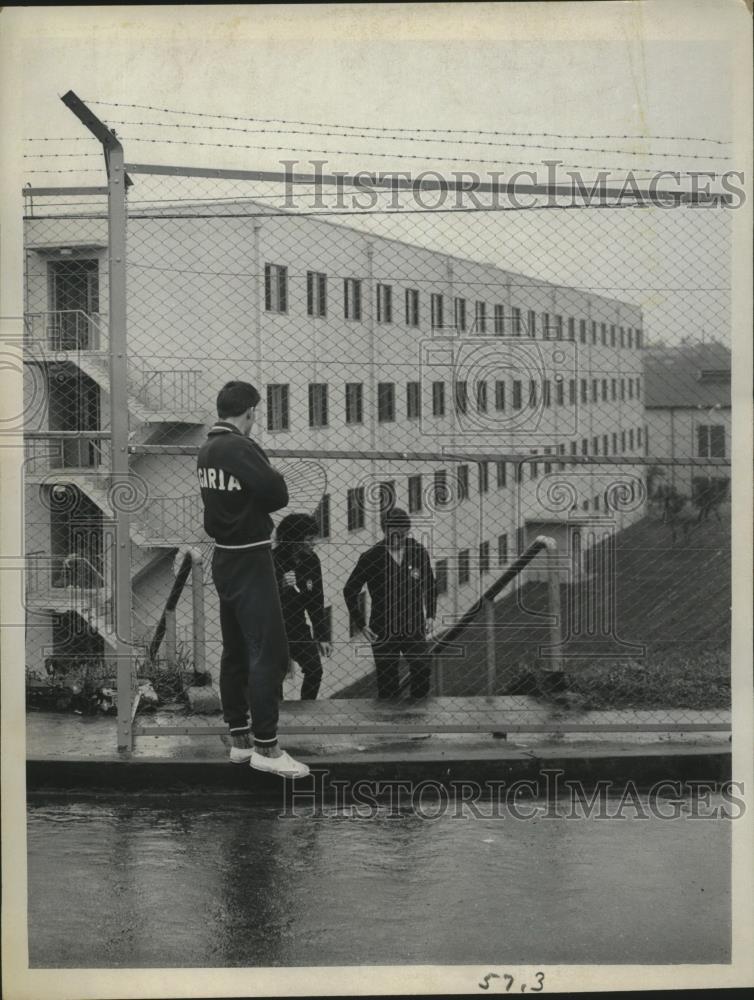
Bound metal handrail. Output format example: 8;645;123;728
147;548;205;676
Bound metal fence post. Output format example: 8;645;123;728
164;608;177;668
484;596;496;695
543;536;564;688
191;551;206;674
60;91;136;751
107;146;135;750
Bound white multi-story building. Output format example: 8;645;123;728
23;202;647;696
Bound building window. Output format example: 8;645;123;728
308;383;328;428
454;296;467;332
457;465;470;500
602;434;609;455
592;436;599;454
620;378;626;401
264;263;288;313
612;432;618;454
406;381;421;419
591;321;597;345
636;329;643;349
347;487;365;531
306;270;327;317
512;380;522;409
496;460;507;488
474;300;487;333
479;541;490;575
555;315;563;340
568;317;576;341
569;379;576;405
579;319;587;343
405;288;420;327
495;380;506;411
601;323;607;346
601;378;608;402
541;311;550;339
628;378;634;400
629;429;634;450
434;468;448;506
266;384;290;431
511;306;522;336
458;549;470;585
620;326;625;348
345;383;363;425
697;424;726;458
611;378;617;401
435;559;448;595
581;439;588;455
349;592;367;636
610;324;616;347
635;377;641;400
494;304;505;335
628;328;634;349
344;278;362;320
527;309;537;338
476;380;488;413
557;442;566;469
543;379;552;407
570;441;578;455
314;493;330;538
478;461;489;494
621;431;626;453
529;380;538;407
591;379;599;403
580;379;588;404
498;533;509;566
377;382;396;423
637;427;643;448
432;381;446;417
555;378;564;405
408;475;423;513
431;293;444;329
376;283;393;324
454;381;468;415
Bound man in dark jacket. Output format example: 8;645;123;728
273;513;332;700
197;381;308;778
343;508;437;699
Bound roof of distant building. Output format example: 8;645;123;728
643;341;731;409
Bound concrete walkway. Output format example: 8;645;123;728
26;699;731;795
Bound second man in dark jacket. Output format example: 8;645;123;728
343;508;437;699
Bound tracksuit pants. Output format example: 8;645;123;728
372;633;431;699
212;545;288;745
288;632;324;700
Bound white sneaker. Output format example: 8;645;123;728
229;745;254;764
250;748;310;779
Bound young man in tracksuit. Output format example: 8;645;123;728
343;508;437;699
273;513;332;700
197;381;309;778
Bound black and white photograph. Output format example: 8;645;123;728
1;3;752;998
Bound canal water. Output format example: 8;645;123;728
27;794;730;968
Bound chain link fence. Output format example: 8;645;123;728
21;142;732;742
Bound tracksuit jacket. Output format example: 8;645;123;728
343;539;437;639
273;547;330;644
196;422;288;546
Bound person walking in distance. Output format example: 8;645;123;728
197;381;309;778
343;508;437;699
273;513;332;700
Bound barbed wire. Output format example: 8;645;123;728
80;99;731;145
89;119;731;161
